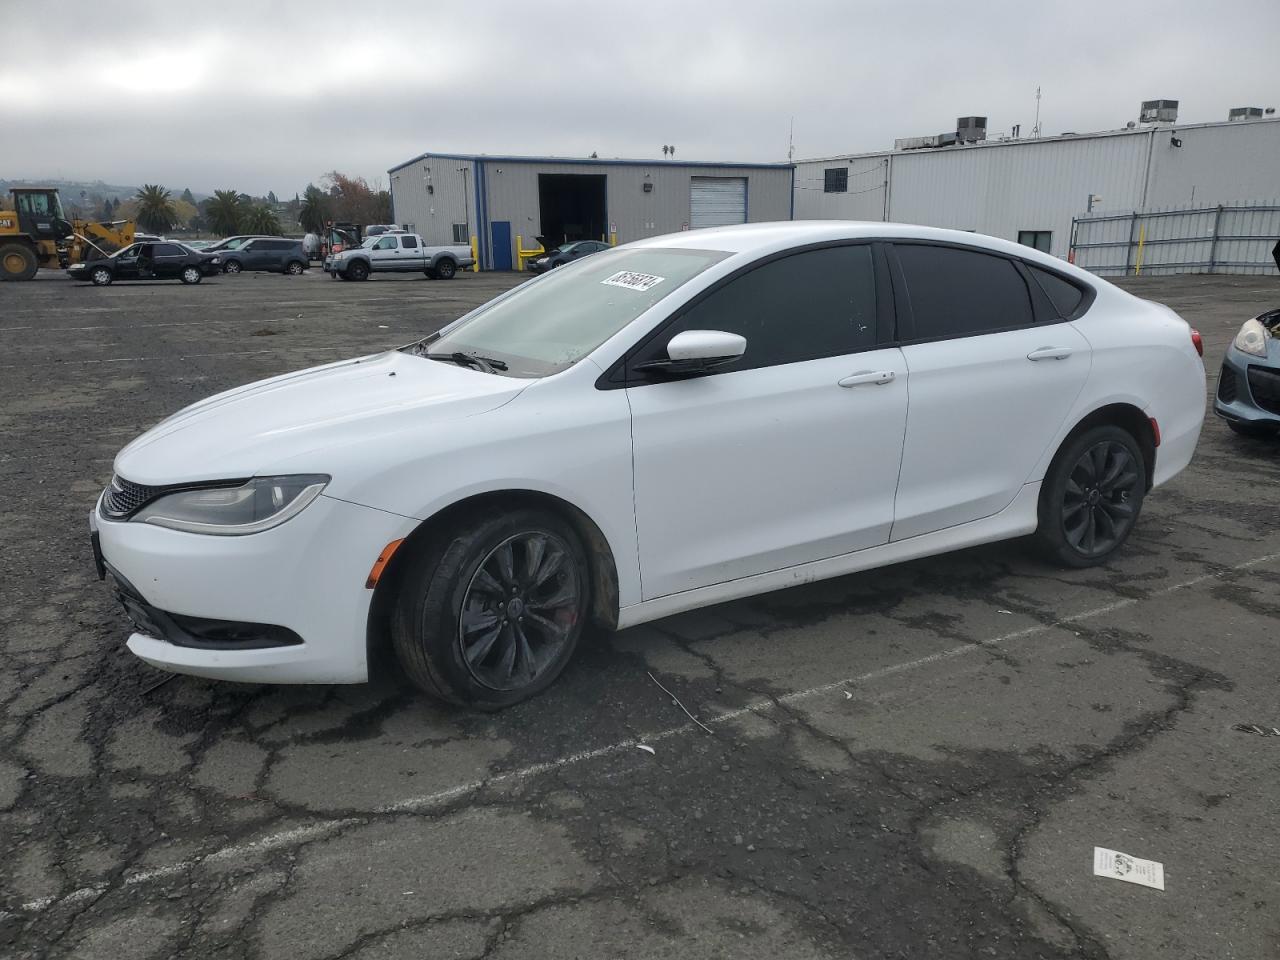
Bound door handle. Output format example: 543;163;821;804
1027;346;1075;361
838;370;896;388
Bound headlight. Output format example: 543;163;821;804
534;257;548;264
1234;318;1270;357
133;475;328;535
211;256;220;264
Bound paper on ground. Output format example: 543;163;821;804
1093;847;1165;890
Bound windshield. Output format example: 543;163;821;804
414;247;728;378
360;236;379;249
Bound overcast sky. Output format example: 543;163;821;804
4;0;1277;197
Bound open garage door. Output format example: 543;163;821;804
690;177;747;229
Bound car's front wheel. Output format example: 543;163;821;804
391;509;591;709
180;266;202;284
1035;424;1145;568
346;261;369;281
91;266;113;286
223;260;242;275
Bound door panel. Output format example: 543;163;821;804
629;351;907;598
399;236;425;270
892;323;1090;540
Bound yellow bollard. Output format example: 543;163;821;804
515;235;524;271
1134;223;1146;275
610;232;617;246
470;235;479;272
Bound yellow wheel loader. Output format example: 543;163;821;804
0;187;135;281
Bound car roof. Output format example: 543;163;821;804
625;220;1093;281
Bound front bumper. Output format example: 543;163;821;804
1213;347;1280;427
94;492;416;684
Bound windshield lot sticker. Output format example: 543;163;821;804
602;270;665;292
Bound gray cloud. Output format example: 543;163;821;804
3;0;1277;196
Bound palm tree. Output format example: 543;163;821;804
206;190;242;236
134;184;176;234
243;204;281;235
299;186;327;233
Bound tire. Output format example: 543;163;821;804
1226;420;1278;439
223;260;242;275
90;266;113;286
180;266;202;285
1034;424;1146;568
391;508;591;709
433;257;457;280
285;260;305;275
0;243;38;281
346;261;369;281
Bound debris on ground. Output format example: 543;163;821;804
1093;847;1165;890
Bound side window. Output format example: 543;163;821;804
656;245;878;373
1028;265;1086;318
452;223;469;243
400;235;418;249
895;244;1035;340
154;243;183;256
374;237;397;250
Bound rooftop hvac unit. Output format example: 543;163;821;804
956;116;987;142
1140;99;1178;123
1228;106;1263;121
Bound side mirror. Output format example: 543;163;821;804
635;329;747;377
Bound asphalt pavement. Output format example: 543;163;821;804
1;267;1278;959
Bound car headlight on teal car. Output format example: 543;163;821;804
132;475;329;535
1234;317;1271;357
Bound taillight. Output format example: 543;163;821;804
1149;417;1161;447
1190;328;1204;357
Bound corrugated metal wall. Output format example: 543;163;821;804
388;158;477;247
794;118;1280;269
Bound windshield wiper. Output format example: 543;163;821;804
426;351;508;373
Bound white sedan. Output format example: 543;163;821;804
92;222;1206;708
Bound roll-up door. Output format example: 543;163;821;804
690;177;747;228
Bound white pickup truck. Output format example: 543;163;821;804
324;232;475;280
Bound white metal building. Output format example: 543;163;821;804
794;116;1280;264
388;153;793;270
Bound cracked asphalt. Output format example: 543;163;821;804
1;267;1278;959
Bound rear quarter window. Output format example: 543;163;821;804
1028;265;1087;319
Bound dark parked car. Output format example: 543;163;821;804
67;241;221;286
205;235;271;253
527;239;612;274
219;238;310;275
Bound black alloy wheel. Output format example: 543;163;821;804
434;258;456;279
458;532;581;691
348;261;369;281
1036;424;1145;568
1061;440;1140;557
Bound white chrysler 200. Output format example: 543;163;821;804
92;222;1206;708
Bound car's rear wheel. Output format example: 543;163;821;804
286;260;305;275
180;266;202;284
433;257;456;280
223;260;242;274
0;243;38;281
347;261;369;281
90;266;113;286
391;509;590;709
1035;425;1145;568
1226;420;1277;439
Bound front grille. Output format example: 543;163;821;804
101;475;163;519
1246;365;1280;415
1217;365;1238;403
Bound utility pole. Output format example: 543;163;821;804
1033;86;1042;138
788;117;794;162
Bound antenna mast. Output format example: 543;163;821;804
1033;86;1042;138
787;116;794;162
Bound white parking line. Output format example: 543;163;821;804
14;550;1277;916
0;349;286;369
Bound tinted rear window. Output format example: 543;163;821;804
895;244;1035;339
1028;265;1086;318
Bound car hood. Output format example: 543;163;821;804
113;350;528;485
